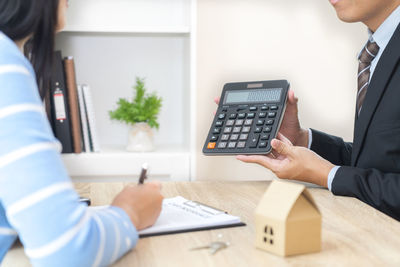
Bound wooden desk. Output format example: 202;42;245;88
3;181;400;266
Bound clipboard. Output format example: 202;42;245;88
138;196;246;238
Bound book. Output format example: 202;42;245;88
82;85;101;152
138;196;246;238
43;88;53;128
50;51;73;153
63;57;82;153
77;85;91;153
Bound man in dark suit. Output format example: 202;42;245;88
237;0;400;220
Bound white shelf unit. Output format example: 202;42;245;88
57;0;197;182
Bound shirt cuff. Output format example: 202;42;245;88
307;128;313;149
327;166;340;191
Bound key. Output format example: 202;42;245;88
249;134;260;148
190;241;229;255
218;113;226;120
210;241;228;255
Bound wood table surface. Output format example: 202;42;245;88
3;181;400;267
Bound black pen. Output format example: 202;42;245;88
138;163;148;185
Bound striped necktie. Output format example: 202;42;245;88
357;40;379;116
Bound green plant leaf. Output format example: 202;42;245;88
109;77;162;128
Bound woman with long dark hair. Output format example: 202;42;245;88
0;1;163;266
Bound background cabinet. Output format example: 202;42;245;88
57;0;197;182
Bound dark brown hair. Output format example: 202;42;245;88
0;0;60;98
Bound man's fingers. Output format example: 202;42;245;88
277;132;293;145
236;155;277;169
287;89;298;105
271;139;291;156
214;97;220;105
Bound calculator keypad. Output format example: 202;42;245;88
226;120;235;126
206;104;281;153
242;127;251;133
218;142;227;149
224;127;232;133
215;121;224;127
238;113;246;119
230;134;239;141
235;119;244;126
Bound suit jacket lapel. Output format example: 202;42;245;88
352;23;400;166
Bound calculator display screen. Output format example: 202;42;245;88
224;88;282;104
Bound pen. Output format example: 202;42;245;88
79;197;91;206
138;163;148;185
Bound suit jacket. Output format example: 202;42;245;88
311;22;400;221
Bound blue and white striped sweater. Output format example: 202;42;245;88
0;31;138;266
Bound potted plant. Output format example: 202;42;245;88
109;77;162;152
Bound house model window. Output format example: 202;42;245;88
263;226;274;245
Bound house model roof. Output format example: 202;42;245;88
255;180;320;221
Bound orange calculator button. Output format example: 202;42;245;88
207;142;216;149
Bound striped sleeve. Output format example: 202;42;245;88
0;35;138;267
0;203;18;261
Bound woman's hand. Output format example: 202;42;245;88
236;133;334;187
112;182;163;230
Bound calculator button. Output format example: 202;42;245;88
237;141;246;148
266;119;274;125
249;106;257;111
249;134;260;148
242;127;251;133
218;142;227;149
213;128;221;134
224;127;232;133
221;134;230;141
259;112;267;118
239;134;248;140
233;127;241;133
256;119;265;126
222;106;229;112
229;113;237;119
259;141;267;148
211;135;219;141
238;113;246;119
230;134;239;141
264;126;272;133
226;120;235;126
247;113;255;119
228;142;237;149
237;105;248;111
235;119;244;126
215;121;224;127
261;134;270;140
218;113;226;120
207;142;216;149
268;112;276;118
254;127;262;133
261;106;269;111
244;119;253;126
270;105;278;110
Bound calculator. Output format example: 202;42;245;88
203;80;289;155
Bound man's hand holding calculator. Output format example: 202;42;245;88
208;82;334;188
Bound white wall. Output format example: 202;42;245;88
196;0;367;180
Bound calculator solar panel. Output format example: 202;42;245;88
203;80;289;155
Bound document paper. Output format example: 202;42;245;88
138;196;242;236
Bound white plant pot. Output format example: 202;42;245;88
126;122;155;152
